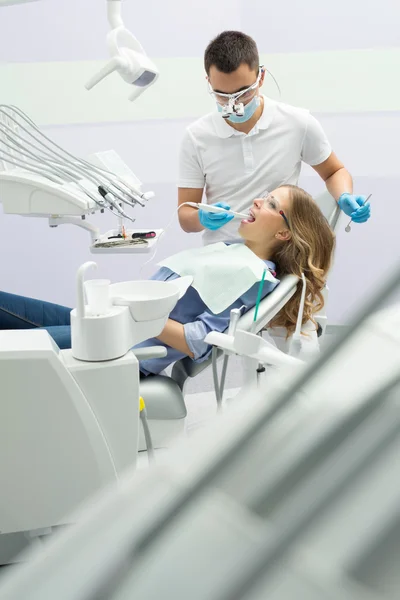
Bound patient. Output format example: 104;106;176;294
0;185;335;375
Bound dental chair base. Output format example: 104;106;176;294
138;375;187;451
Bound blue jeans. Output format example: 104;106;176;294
0;291;72;349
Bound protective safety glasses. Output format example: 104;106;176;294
260;191;290;229
208;67;263;105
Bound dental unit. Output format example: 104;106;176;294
0;0;160;253
0;105;160;253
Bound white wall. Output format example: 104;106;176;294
0;0;399;322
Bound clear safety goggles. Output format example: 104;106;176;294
260;191;290;229
208;67;263;106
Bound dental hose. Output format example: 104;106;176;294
212;348;230;410
212;347;223;409
219;355;229;402
139;397;155;464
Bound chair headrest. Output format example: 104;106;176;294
314;191;341;230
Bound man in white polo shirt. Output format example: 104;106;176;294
178;30;371;244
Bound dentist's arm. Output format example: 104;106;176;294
312;152;352;200
177;129;206;233
177;127;234;232
178;189;235;232
178;188;205;233
313;152;371;223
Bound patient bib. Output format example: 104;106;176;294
158;243;278;314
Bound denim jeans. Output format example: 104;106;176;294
0;291;72;349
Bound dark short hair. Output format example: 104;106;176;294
204;31;259;75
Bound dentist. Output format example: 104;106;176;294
177;30;371;244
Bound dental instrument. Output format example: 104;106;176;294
131;231;156;239
0;105;145;211
138;200;248;276
185;202;249;220
345;193;372;232
97;185;133;223
93;237;149;249
0;105;159;253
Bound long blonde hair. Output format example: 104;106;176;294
269;185;336;335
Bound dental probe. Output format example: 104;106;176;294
185;202;249;220
345;193;372;233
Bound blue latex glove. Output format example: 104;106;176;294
198;202;234;231
338;193;371;223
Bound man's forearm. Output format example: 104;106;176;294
178;206;205;233
156;319;194;357
325;167;353;201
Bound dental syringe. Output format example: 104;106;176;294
184;202;249;220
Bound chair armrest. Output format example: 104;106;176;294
133;346;167;360
315;191;341;231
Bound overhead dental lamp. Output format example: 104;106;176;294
85;0;159;101
1;1;159;102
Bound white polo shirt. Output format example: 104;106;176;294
178;96;332;244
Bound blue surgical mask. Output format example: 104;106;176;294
217;95;260;123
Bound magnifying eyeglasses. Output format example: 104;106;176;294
208;67;263;119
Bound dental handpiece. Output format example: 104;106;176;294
185;202;249;220
345;193;372;233
98;186;135;222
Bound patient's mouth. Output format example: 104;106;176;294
241;210;256;224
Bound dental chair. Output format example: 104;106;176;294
139;192;341;449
